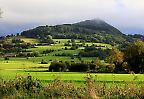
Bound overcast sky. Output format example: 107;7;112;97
0;0;144;36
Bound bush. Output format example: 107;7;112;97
41;59;48;64
44;78;86;98
69;62;90;72
12;38;24;43
26;51;40;57
70;45;78;50
49;61;67;72
0;75;41;98
4;57;9;60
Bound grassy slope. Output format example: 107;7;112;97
4;37;39;44
20;37;39;44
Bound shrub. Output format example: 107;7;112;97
41;59;48;64
69;62;90;72
4;57;9;60
12;38;24;43
0;75;41;98
26;51;40;57
49;61;67;72
43;78;86;98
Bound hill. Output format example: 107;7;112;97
21;19;141;46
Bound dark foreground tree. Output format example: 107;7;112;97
125;40;144;73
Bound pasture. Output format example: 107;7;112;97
0;38;143;86
0;58;144;85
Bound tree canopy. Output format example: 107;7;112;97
107;48;124;72
125;40;144;73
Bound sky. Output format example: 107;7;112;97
0;0;144;36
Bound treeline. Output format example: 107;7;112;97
79;46;109;59
49;60;114;73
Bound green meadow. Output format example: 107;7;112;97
0;39;143;86
0;58;144;86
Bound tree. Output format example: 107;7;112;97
69;62;90;72
4;57;9;60
107;48;124;73
95;58;115;73
125;40;144;73
49;61;67;72
40;35;54;43
12;38;24;43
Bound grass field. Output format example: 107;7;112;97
1;58;144;85
1;70;144;85
0;58;144;84
0;38;143;87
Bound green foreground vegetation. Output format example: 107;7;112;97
1;75;144;99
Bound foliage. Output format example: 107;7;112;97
26;51;40;57
12;38;24;43
48;60;115;73
69;62;90;72
4;57;9;60
44;78;86;98
39;35;54;44
0;38;34;55
0;75;41;98
42;49;54;55
107;48;125;73
40;59;48;64
96;58;115;73
79;45;109;59
49;61;67;72
125;40;144;73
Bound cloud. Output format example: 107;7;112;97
0;0;144;35
0;0;120;23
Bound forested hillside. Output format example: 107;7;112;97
21;19;143;46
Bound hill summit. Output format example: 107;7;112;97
73;19;122;35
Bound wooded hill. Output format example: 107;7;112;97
21;19;144;46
